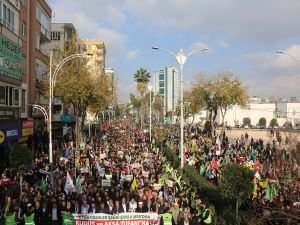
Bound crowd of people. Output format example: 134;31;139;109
0;119;213;225
172;124;300;209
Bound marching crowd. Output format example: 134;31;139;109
0;119;299;225
0;120;212;225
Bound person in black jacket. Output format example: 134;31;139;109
34;200;43;225
98;202;109;214
112;200;124;215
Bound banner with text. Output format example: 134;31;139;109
73;213;159;225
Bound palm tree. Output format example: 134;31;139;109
133;68;151;97
133;68;151;129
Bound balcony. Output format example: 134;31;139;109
40;24;51;42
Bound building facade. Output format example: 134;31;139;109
153;66;179;115
0;0;52;151
82;39;106;76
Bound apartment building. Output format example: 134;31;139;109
0;0;52;150
82;39;106;76
153;66;179;115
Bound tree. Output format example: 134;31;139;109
133;68;151;97
214;72;247;138
88;74;112;118
192;75;218;138
133;68;151;128
243;117;251;126
50;34;95;146
9;143;33;192
269;118;278;128
259;117;266;127
184;89;205;132
129;93;142;118
218;164;254;225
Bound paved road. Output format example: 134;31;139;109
217;128;300;144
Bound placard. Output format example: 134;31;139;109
102;179;111;187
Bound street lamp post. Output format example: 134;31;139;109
148;85;152;145
152;47;209;168
276;51;300;65
49;51;91;164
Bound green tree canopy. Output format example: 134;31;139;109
243;117;251;126
133;67;151;97
259;117;267;127
269;118;278;128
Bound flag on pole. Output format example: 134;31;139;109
130;177;137;193
64;172;74;195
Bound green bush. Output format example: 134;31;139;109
258;117;266;127
243;117;251;126
269;118;278;128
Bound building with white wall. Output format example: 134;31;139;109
153;67;179;115
212;102;300;127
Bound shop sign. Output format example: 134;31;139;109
60;114;74;123
0;107;20;120
22;128;33;136
0;34;23;79
0;120;21;144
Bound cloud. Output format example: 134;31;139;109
124;0;300;44
51;0;128;64
126;50;140;60
235;45;300;97
189;42;210;52
118;82;137;102
217;40;230;49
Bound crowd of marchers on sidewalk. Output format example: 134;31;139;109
0;119;214;225
165;123;300;210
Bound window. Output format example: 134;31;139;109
14;89;19;106
159;74;164;80
36;32;40;49
2;3;16;32
21;89;25;113
36;2;50;31
0;85;5;104
51;31;60;40
9;86;13;106
159;81;164;88
21;22;27;37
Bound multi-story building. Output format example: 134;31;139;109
105;68;117;104
0;0;52;151
0;0;26;150
153;66;179;115
82;39;106;75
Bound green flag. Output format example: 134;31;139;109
62;213;74;225
40;177;46;193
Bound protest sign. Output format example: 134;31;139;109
102;179;111;187
125;175;133;181
73;213;159;225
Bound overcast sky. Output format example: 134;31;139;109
49;0;300;102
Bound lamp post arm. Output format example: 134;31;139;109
152;47;176;58
186;48;209;58
277;51;300;66
31;104;49;121
52;54;88;90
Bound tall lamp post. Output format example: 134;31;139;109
276;51;300;65
49;51;91;164
148;85;152;144
152;47;209;168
